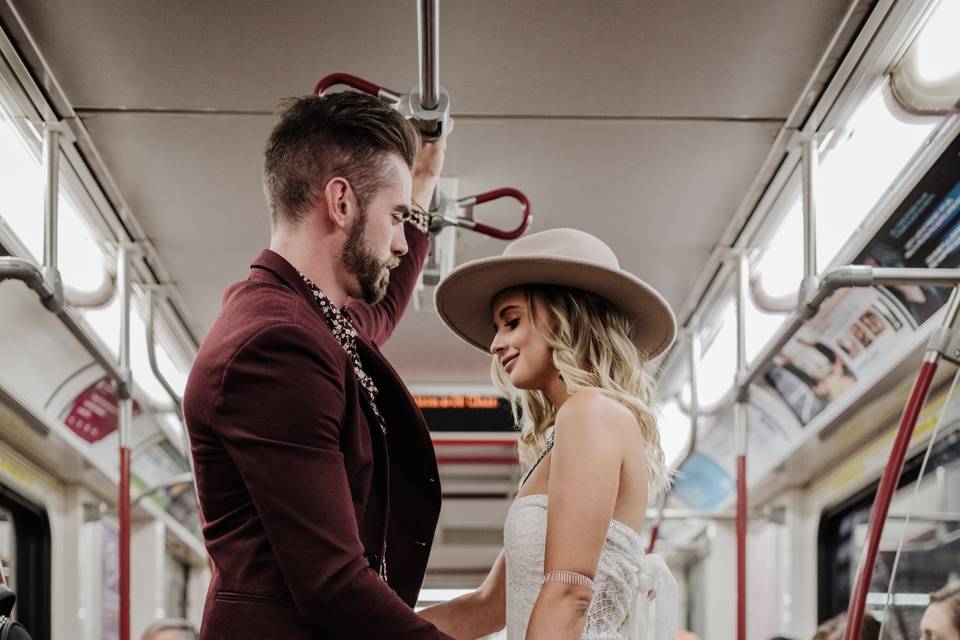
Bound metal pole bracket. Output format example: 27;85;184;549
399;84;451;141
927;327;960;366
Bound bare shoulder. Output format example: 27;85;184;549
555;390;638;440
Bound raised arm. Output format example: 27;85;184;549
525;391;631;640
213;321;452;639
348;126;450;345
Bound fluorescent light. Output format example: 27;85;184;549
755;81;938;307
81;296;188;404
910;0;960;85
892;0;960;112
657;399;692;468
697;302;737;407
0;104;109;294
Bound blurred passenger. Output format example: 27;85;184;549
183;92;453;639
922;579;960;640
811;611;880;640
142;619;197;640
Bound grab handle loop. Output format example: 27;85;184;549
314;73;402;104
453;188;532;240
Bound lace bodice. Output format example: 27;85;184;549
503;494;678;640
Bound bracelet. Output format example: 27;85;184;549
542;569;594;590
401;203;436;235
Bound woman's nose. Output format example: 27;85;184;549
490;332;506;355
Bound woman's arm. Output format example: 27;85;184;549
524;391;631;640
419;549;507;639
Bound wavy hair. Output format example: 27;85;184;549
491;284;669;499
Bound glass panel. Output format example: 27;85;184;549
658;398;693;468
856;374;960;640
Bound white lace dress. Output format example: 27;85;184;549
503;493;678;640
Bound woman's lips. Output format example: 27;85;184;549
503;354;518;373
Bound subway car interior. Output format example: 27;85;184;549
0;1;959;639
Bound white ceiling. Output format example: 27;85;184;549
5;0;856;384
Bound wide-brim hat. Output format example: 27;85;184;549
434;228;677;359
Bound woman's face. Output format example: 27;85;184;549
921;601;960;640
490;288;555;391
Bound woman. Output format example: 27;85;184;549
921;579;960;640
422;228;679;640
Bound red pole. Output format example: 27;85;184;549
843;357;938;640
646;523;660;555
119;444;131;640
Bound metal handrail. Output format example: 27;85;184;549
417;0;440;110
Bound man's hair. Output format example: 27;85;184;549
142;618;197;640
263;92;420;227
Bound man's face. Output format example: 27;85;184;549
341;154;412;303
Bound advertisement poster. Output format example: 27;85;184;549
854;132;960;326
759;287;914;426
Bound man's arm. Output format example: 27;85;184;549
348;127;450;345
213;321;452;639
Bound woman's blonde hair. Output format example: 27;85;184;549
491;284;669;498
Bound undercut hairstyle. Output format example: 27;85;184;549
263;92;420;227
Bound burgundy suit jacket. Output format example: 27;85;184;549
183;228;453;639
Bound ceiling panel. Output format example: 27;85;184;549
11;0;850;118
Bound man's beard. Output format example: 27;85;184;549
342;210;397;304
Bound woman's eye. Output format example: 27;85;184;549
506;319;519;329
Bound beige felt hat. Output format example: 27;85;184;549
434;228;677;358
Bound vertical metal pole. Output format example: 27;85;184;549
801;136;819;301
735;252;749;640
689;330;700;449
417;0;440;109
42;126;60;272
117;246;133;640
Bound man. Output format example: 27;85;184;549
142;619;197;640
183;92;454;638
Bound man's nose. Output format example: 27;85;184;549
392;224;409;257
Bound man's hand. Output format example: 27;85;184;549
411;118;454;210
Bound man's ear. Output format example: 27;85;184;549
323;177;354;230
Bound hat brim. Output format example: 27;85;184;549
434;255;677;359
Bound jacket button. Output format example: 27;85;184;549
427;476;437;484
414;540;428;548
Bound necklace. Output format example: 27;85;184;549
521;428;555;487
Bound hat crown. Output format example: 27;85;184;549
502;228;620;269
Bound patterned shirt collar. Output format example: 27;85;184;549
297;271;386;435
